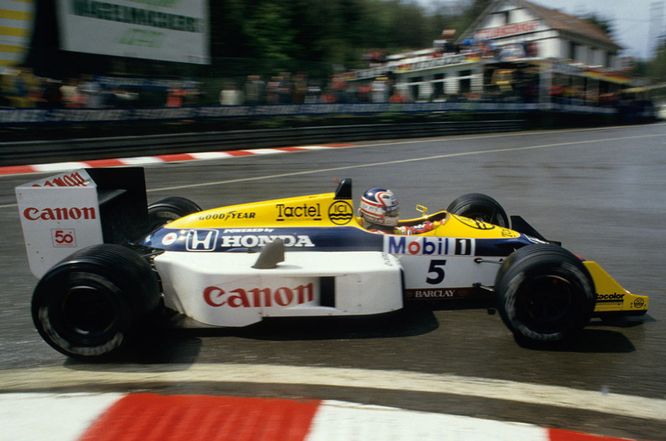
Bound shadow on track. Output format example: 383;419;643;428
515;328;636;353
65;308;439;366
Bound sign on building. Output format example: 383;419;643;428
57;0;210;64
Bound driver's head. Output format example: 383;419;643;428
359;187;400;227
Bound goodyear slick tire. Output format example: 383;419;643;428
446;193;510;228
31;244;161;360
495;244;595;345
147;196;201;232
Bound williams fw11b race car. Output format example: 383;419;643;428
16;168;649;359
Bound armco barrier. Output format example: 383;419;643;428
0;119;525;166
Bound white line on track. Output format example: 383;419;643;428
1;363;664;421
0;128;663;209
146;132;664;193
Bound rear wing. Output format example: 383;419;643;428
16;168;148;278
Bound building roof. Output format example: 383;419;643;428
460;0;621;51
519;0;621;50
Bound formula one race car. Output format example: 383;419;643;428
16;168;649;359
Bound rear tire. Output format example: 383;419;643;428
31;244;161;360
447;193;510;228
147;196;201;231
495;244;595;344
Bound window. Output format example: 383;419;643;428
492;10;510;25
433;73;446;99
459;78;471;94
606;52;616;68
409;76;422;101
569;41;577;60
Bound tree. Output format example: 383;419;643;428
581;13;615;38
208;0;485;78
244;2;297;73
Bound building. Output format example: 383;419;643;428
459;0;622;69
350;0;632;107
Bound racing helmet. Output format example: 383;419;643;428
359;187;400;227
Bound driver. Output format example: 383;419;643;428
359;187;436;234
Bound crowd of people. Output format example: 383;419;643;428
0;68;202;109
0;67;408;110
0;58;633;111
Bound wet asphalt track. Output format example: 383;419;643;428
0;123;665;439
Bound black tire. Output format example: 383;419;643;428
147;196;201;231
447;193;510;228
31;244;161;360
495;244;595;344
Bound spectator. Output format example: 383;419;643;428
42;78;63;108
60;78;82;108
166;84;185;107
219;80;243;106
292;73;307;104
277;72;292;104
266;75;280;105
304;81;321;104
80;75;102;108
371;76;388;103
244;74;264;106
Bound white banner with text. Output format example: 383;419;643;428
57;0;209;64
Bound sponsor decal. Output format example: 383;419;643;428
413;289;455;298
501;229;514;237
186;229;218;251
198;211;256;221
386;236;474;256
223;228;274;233
453;214;495;230
32;171;89;188
381;253;395;267
162;232;179;246
328;201;354;225
276;203;322;222
51;229;76;248
633;298;645;308
595;293;624;304
203;283;315;308
23;206;96;221
220;234;315;248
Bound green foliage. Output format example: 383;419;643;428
244;2;295;72
647;45;666;81
209;0;482;78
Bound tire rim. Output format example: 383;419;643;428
514;274;575;334
59;283;118;341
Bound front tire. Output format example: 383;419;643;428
447;193;510;227
31;244;161;360
147;196;201;231
495;244;595;344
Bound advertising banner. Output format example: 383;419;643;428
0;0;34;67
57;0;209;64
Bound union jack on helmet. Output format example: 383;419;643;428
359;187;400;227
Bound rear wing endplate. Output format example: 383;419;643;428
16;168;148;278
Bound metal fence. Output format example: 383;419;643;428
0;119;525;166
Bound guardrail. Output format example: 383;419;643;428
1;119;525;166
